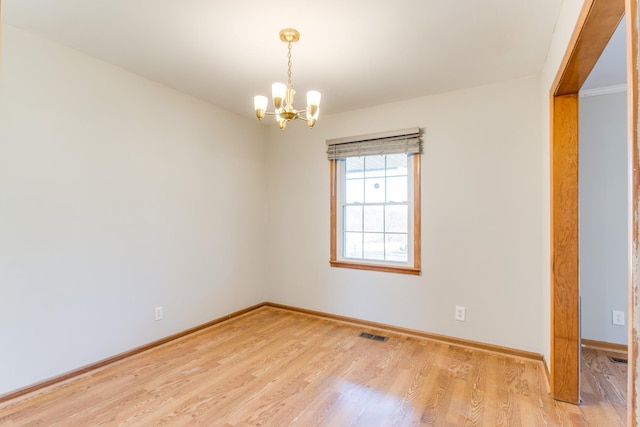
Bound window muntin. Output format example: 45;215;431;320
339;154;411;264
330;155;420;275
327;128;421;275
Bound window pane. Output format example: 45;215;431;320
334;151;419;271
345;178;364;203
364;156;385;178
364;178;385;203
363;206;384;232
385;234;408;262
363;233;384;260
386;176;407;202
344;206;363;232
385;205;407;233
386;153;407;176
344;232;363;259
345;157;364;176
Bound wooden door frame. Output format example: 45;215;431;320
628;1;639;424
549;0;637;419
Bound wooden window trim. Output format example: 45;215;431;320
329;155;421;275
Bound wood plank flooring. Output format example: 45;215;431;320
580;346;627;425
0;307;627;426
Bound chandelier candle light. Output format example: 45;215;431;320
254;28;321;130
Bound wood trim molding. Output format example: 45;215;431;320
0;301;546;405
553;0;626;96
550;93;580;404
0;303;267;405
328;260;420;275
542;356;551;389
549;0;626;407
626;0;639;423
328;154;422;275
581;338;628;354
265;302;544;362
330;160;337;262
413;154;422;271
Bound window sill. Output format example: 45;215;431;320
329;260;421;275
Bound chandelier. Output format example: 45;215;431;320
253;28;321;130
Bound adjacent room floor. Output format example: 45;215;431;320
0;307;627;426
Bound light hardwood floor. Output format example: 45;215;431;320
0;307;627;426
580;345;627;425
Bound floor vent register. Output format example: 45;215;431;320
359;332;389;342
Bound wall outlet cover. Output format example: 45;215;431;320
155;306;163;321
612;310;625;326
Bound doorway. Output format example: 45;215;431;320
578;24;628;419
549;0;636;420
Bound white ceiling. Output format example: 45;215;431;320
3;1;564;120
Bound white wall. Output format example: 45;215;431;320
3;0;633;409
265;77;544;353
579;91;628;345
0;27;266;395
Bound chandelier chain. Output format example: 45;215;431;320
287;42;293;88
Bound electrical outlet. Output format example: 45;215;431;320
155;306;163;321
455;306;466;322
612;310;625;326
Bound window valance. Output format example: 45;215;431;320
326;127;422;160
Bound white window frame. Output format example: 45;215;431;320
336;154;415;266
330;154;421;275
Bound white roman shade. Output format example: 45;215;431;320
326;127;422;160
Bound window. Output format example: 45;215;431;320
328;128;421;275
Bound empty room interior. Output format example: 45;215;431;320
1;0;638;425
